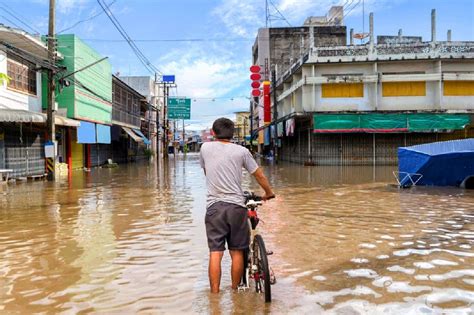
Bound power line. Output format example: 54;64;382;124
83;38;255;42
57;0;117;34
0;2;41;34
0;15;22;30
96;0;162;75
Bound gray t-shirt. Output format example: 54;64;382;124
200;141;259;208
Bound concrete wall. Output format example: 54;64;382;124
0;49;43;112
277;58;474;117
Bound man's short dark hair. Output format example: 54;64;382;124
212;118;234;140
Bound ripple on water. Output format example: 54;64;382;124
1;161;473;313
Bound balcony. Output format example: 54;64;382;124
112;108;140;128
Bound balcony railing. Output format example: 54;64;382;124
112;108;140;128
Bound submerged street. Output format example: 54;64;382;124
1;155;473;313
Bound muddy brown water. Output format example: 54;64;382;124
1;154;473;314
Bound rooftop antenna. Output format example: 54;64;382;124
265;0;292;28
362;0;365;43
265;0;268;28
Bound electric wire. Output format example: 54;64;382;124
96;0;162;76
83;38;255;42
0;2;41;34
0;15;22;30
57;0;117;34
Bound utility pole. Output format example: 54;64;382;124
182;119;185;154
47;0;56;181
271;70;278;162
163;85;169;160
173;120;176;156
152;73;158;160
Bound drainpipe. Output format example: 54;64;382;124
431;9;436;43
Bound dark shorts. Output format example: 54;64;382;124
205;201;250;252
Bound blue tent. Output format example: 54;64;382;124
398;139;474;187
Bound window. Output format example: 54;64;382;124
7;54;37;95
321;83;364;98
382;82;426;97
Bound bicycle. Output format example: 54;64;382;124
239;191;276;303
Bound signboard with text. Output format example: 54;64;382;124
168;98;191;119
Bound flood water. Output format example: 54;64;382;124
1;154;473;314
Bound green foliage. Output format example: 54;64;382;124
0;72;11;85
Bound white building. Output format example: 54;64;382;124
256;10;474;165
119;76;163;158
0;25;52;177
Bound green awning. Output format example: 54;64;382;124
360;114;407;130
314;114;360;131
314;113;471;133
408;114;471;131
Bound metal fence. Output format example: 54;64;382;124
3;124;45;178
279;125;473;166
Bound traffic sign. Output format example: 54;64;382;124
162;75;175;83
168;98;191;119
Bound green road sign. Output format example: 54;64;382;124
168;98;191;119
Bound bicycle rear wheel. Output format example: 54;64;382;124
241;248;249;287
253;234;271;303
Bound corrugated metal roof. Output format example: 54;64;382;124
0;109;45;123
0;24;62;61
0;109;80;126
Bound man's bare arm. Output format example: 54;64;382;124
252;168;275;200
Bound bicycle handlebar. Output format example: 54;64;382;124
244;191;275;203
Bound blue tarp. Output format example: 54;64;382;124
133;129;151;145
77;121;96;144
398;139;474;187
96;124;111;144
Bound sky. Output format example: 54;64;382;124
0;0;473;130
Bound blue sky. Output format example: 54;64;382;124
1;0;473;129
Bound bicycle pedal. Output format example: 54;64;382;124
266;250;273;255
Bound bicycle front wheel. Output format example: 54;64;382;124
253;234;271;303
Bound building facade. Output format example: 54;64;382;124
234;111;250;145
111;75;151;163
0;26;51;178
44;34;113;170
251;6;347;150
119;76;161;158
253;9;474;165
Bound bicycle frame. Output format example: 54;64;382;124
240;202;261;290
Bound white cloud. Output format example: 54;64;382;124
57;0;90;14
157;45;251;129
213;0;405;37
212;0;263;37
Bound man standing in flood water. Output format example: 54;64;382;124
200;118;275;293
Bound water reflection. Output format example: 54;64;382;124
0;154;473;313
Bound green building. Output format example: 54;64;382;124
44;34;112;169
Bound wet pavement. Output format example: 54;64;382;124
1;154;473;314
